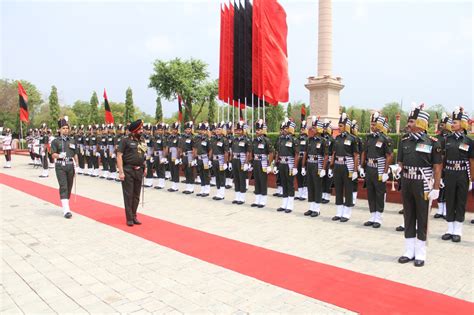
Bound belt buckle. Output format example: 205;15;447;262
409;168;416;176
455;163;460;170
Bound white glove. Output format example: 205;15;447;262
359;167;366;178
208;160;213;168
160;158;167;164
266;166;272;174
248;164;253;172
175;158;182;165
59;152;67;159
439;179;445;189
111;153;116;159
150;158;154;163
328;169;334;178
222;163;228;171
301;168;306;176
273;166;279;175
191;159;197;167
228;163;233;171
292;168;298;176
352;172;358;181
382;173;389;183
319;169;326;178
469;181;473;192
243;163;249;172
428;189;440;201
96;152;101;157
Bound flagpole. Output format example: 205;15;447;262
257;97;260;120
251;94;254;139
263;95;266;123
19;121;23;149
244;97;247;124
227;97;230;122
232;100;235;123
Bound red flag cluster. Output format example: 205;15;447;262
18;82;29;123
103;89;114;124
218;0;289;107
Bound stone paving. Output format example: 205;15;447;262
1;155;473;313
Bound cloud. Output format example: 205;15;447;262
145;35;174;55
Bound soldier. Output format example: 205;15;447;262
360;112;393;228
2;127;12;168
115;124;125;182
434;113;452;219
26;129;35;165
39;123;49;177
275;119;299;213
84;126;92;176
321;120;334;203
350;120;363;206
50;116;78;219
194;122;212;197
330;113;359;222
107;125;118;180
75;125;86;174
153;123;167;189
397;103;442;267
209;124;218;187
225;122;234;189
167;122;181;192
210;122;229;200
180;121;195;194
250;119;273;208
296;121;308;201
441;107;473;243
303;117;328;217
47;129;55;168
143;123;155;187
98;124;109;179
117;119;146;226
90;125;100;177
273;125;285;197
230;121;251;204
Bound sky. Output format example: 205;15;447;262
1;0;472;118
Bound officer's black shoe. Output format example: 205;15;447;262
214;197;224;201
257;205;264;208
414;260;425;267
236;201;244;205
225;185;232;189
210;184;216;187
133;219;142;225
107;178;114;181
372;223;381;229
364;221;374;226
310;212;320;217
321;199;330;204
294;197;301;201
332;216;341;221
64;212;72;219
398;209;404;214
277;207;286;212
451;235;461;243
299;198;306;201
196;193;203;197
441;233;452;241
126;221;134;226
396;226;405;232
284;209;292;213
167;188;178;192
232;200;239;204
201;193;209;197
471;220;474;224
304;210;313;216
251;203;259;207
340;217;349;223
434;213;444;219
398;256;414;264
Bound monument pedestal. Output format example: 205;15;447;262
305;75;344;122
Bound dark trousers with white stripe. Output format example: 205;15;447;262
334;165;353;206
366;167;386;213
444;170;468;223
307;163;322;203
278;164;295;198
401;178;428;241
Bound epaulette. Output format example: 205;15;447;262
429;136;438;142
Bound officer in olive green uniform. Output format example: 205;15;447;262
117;119;146;226
180;121;195;194
153;123;167;189
251;119;273;208
434;114;452;219
397;104;442;267
50;116;78;219
275;119;299;213
360;112;393;228
194;122;212;197
441;107;474;243
330;114;359;222
231;121;251;205
210;122;229;200
321;121;334;204
303;117;328;217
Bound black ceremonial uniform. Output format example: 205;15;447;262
51;135;77;200
167;134;181;188
76;133;86;172
153;133;167;187
194;134;211;194
107;132;117;179
251;135;273;201
231;135;251;195
333;132;359;209
180;133;195;187
99;133;109;177
321;133;334;203
211;134;229;191
305;135;327;207
276;134;298;212
296;133;308;200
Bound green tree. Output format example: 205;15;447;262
266;104;285;132
155;97;163;122
72;100;91;126
149;58;217;122
124;87;135;123
89;91;100;124
381;102;407;133
286;103;292;118
360;109;369;133
49;85;60;127
208;97;216;123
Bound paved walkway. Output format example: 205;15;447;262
1;155;473;314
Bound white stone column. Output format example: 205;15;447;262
318;0;332;77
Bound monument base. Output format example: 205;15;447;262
305;76;344;124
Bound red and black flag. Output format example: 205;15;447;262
178;95;183;122
18;82;29;123
103;89;114;124
301;105;306;122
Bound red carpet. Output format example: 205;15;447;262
1;172;472;315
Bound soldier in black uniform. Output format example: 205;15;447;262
397;104;442;267
350;120;363;206
434;113;451;219
360;112;393;228
76;125;86;175
275;119;299;213
107;125;117;180
250;119;273;208
273;126;285;197
167;122;181;192
39;123;49;178
209;124;218;187
90;125;100;177
303;117;328;217
84;126;92;175
230;121;251;205
225;122;234;189
296;122;308;201
117;119;146;226
180;121;195;194
321;121;334;204
50;116;78;219
210;122;229;200
153;123;167;189
330;113;359;222
99;124;109;179
441;107;474;242
194;122;212;197
143;123;155;187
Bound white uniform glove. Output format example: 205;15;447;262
160;158;167;164
96;152;101;157
227;162;232;171
328;169;334;178
59;152;67;159
428;189;440;200
222;163;228;171
243;163;249;172
292;168;298;176
382;173;389;183
111;153;116;159
358;167;366;178
301;167;306;176
266;166;272;174
191;159;197;167
175;158;182;165
150;157;154;163
352;171;358;181
469;181;473;192
208;160;213;168
319;169;326;178
273;166;279;175
439;179;445;189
